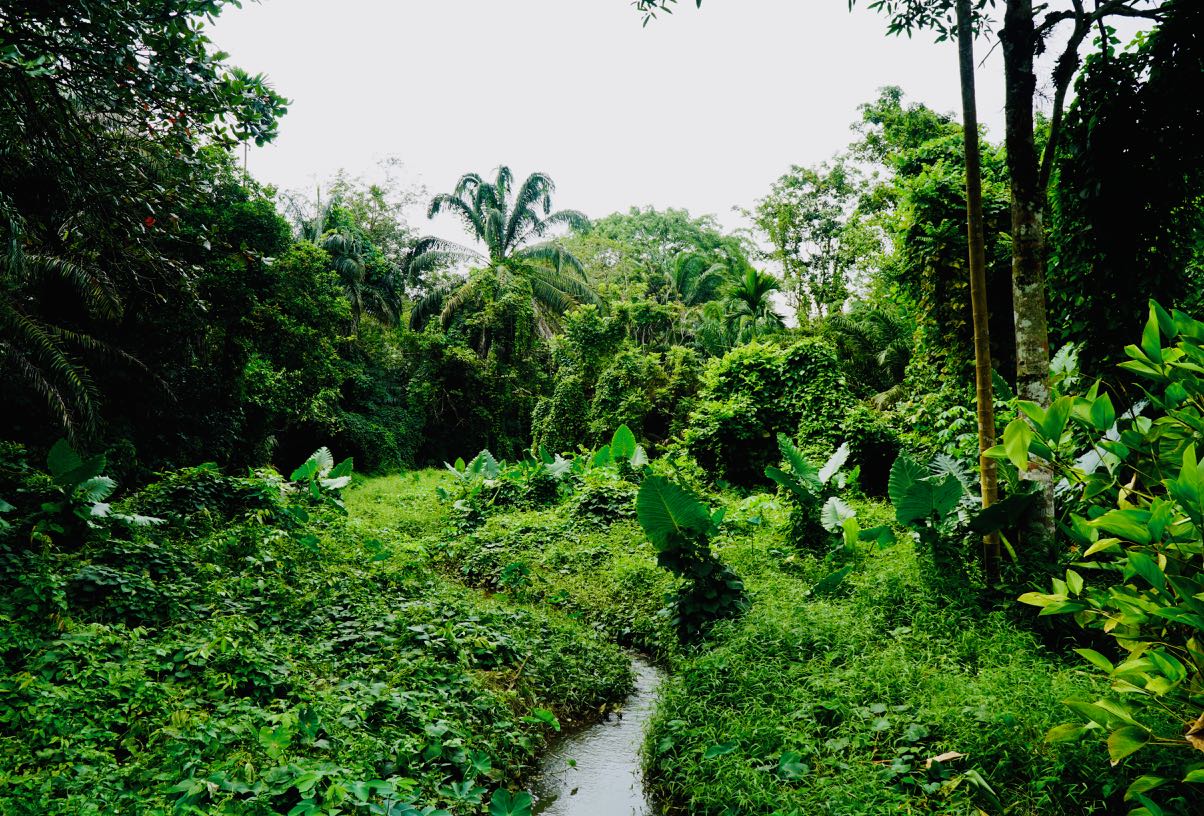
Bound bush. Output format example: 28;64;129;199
681;340;853;486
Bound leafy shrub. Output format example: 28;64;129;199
681;340;853;486
636;474;747;640
1007;303;1204;812
839;405;901;497
766;434;855;553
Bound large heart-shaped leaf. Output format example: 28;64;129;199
637;475;713;550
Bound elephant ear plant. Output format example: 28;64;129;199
636;473;746;640
765;433;853;551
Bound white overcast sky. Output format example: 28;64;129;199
208;1;1074;242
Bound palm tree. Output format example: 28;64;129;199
725;267;784;342
320;230;398;336
1;210;124;438
414;166;597;332
664;250;730;307
823;301;914;400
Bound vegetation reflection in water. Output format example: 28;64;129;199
533;658;666;816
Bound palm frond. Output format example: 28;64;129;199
428;193;485;241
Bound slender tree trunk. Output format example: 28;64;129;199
1002;0;1055;542
956;0;1000;582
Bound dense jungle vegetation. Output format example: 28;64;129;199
3;1;1204;814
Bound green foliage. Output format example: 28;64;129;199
682;339;853;486
0;457;631;815
1003;303;1204;812
1049;1;1204;376
636;474;746;640
644;526;1117;815
766;434;856;553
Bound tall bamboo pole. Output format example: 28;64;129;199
956;0;1001;581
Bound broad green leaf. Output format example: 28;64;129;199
76;476;117;503
636;475;713;550
1141;304;1163;364
1073;648;1114;673
888;455;926;522
812;564;853;595
1127;551;1166;591
310;447;334;474
967;492;1038;535
592;445;612;467
47;439;82;480
1041;396;1074;441
818;443;850;485
1183;769;1204;783
1125;776;1169;801
703;742;738;759
1045;723;1087;742
777;751;809;779
1090;393;1117;431
291;458;319;482
1107;725;1150;764
777;433;821;490
819;496;856;533
765;466;811;501
610;424;637;460
328;457;354;479
488;789;533;816
1003;418;1034;471
1093;509;1152;545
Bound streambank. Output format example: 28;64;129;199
532;656;666;815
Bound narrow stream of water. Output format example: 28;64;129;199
531;656;666;816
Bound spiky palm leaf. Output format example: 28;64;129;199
1;212;128;436
423;166;596;338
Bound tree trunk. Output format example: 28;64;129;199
955;0;1001;582
1002;0;1055;542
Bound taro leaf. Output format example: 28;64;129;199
703;742;738;759
310;447;334;474
592;444;613;467
522;708;560;731
967;492;1039;535
468;449;500;480
320;476;351;490
488;789;533;816
611;424;637;460
291;458;319;482
75;476;117;503
777;751;809;779
818;443;850;485
544;455;572;480
820;496;856;533
777;433;821;490
765;466;811;501
812;564;854;596
47;439;82;480
890;456;963;525
630;444;649;469
47;439;106;489
637;475;713;550
328;457;354;479
858;525;897;549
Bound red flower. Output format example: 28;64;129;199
144;216;156;228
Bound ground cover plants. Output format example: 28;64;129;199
6;2;1204;814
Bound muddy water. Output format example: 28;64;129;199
532;657;666;816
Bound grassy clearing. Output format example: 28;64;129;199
354;474;1146;814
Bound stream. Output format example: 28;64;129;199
531;656;666;815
